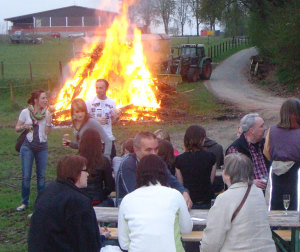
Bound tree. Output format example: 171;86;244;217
200;0;224;31
155;0;176;34
128;0;158;33
189;0;201;35
174;0;190;36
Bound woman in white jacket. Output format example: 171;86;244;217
118;154;193;252
201;153;276;252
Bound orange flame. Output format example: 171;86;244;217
54;2;160;122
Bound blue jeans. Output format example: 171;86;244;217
20;144;48;206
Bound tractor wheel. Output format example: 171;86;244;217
187;68;199;82
200;61;212;80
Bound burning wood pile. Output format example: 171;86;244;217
52;1;181;125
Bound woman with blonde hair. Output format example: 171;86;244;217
62;98;112;159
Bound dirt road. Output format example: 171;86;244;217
172;47;285;152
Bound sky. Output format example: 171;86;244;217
0;0;120;33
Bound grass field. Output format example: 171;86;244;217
0;35;247;251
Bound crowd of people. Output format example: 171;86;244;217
16;80;300;251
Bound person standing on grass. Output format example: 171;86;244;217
15;90;53;212
86;79;119;159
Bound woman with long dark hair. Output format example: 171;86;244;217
79;129;115;206
175;125;216;209
157;139;176;175
62;98;112;159
15;90;52;211
264;98;300;210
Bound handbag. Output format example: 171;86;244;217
231;183;252;222
15;130;29;152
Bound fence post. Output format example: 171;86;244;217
214;46;216;59
223;42;224;53
59;61;63;87
210;47;213;60
29;62;33;81
10;82;15;102
1;61;3;79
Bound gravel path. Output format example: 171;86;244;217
171;47;285;152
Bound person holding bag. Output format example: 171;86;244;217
15;90;52;211
200;153;275;252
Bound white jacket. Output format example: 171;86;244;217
201;182;276;252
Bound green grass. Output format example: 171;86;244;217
0;38;73;81
0;36;245;251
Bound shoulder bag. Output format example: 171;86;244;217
15;130;29;152
231;183;252;222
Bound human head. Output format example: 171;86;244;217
133;132;159;160
223;153;253;186
56;154;88;188
157;139;175;168
240;113;266;143
79;129;104;173
27;90;47;108
95;79;109;99
136;154;168;188
121;138;134;156
184;125;206;151
278;98;300;129
71;98;89;124
153;129;171;142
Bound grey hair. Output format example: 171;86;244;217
133;132;157;149
240;113;260;133
224;153;253;184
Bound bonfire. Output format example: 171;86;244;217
53;1;166;125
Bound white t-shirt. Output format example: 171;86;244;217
118;184;193;252
18;108;48;143
86;96;116;140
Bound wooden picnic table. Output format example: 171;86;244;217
94;207;300;251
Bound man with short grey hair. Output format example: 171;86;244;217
226;113;270;190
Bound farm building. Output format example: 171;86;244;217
5;5;118;37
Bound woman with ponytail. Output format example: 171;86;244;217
15;90;53;211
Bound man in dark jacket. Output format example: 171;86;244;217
116;132;192;208
226;113;270;190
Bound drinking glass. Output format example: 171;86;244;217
283;194;290;215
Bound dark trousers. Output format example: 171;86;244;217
103;141;116;160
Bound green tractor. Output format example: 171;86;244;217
159;44;212;85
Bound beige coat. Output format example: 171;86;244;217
201;182;276;252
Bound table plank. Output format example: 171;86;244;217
94;207;300;227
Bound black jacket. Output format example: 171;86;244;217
28;180;101;252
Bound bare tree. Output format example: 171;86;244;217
189;0;201;35
128;0;158;33
174;0;190;36
155;0;176;34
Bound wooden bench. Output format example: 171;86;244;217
106;228;203;242
273;230;292;242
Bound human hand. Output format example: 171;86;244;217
23;124;33;130
182;191;193;209
98;117;108;125
62;134;71;147
253;179;267;189
100;226;111;238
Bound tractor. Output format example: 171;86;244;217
158;44;212;85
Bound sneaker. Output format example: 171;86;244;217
16;204;27;212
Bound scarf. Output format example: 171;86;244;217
28;105;46;124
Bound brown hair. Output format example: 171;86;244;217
133;132;157;149
56;154;87;184
157;139;175;169
136;154;168;188
71;98;89;127
27;90;45;105
184;125;206;151
121;138;134;156
153;129;171;142
79;129;105;176
278;98;300;129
